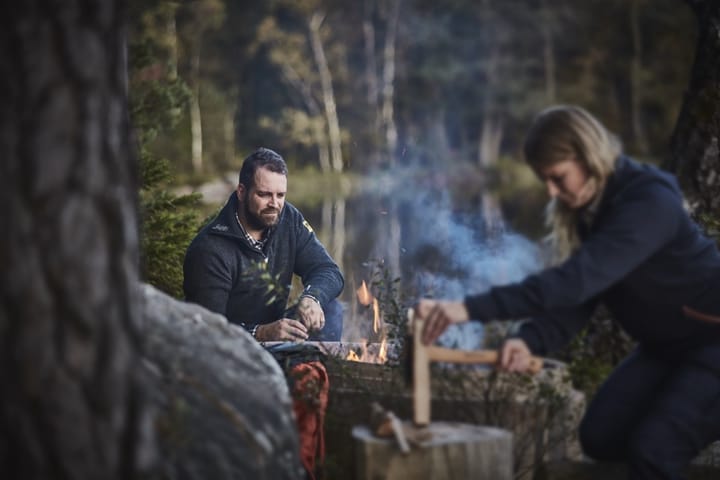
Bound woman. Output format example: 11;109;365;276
417;105;720;479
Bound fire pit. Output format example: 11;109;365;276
261;340;398;364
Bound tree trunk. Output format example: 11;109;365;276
667;0;720;215
279;64;331;172
478;115;504;169
363;0;379;107
190;49;204;173
309;11;344;173
363;0;383;169
0;2;150;480
166;5;179;80
629;0;649;155
223;101;235;167
478;0;504;169
323;198;346;272
380;0;401;166
540;0;556;103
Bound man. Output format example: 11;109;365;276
183;147;344;342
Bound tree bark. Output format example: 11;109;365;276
0;2;150;479
667;0;720;215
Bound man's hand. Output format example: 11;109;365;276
416;298;470;345
255;318;309;342
297;296;325;332
498;338;533;373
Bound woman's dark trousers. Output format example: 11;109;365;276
578;344;720;479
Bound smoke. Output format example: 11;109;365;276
400;188;542;350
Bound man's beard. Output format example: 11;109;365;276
242;194;281;230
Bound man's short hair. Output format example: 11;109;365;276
239;148;288;188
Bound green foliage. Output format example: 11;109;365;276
242;260;290;307
129;17;203;299
127;32;192;145
138;164;202;298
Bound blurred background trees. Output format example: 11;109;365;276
127;0;701;296
128;0;695;179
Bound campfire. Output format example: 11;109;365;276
264;280;397;363
341;337;389;364
344;280;389;364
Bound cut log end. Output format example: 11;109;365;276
353;421;513;480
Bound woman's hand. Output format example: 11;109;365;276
415;299;470;345
498;338;533;373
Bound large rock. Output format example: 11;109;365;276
140;284;303;480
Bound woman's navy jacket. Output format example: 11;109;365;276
465;156;720;357
183;193;344;332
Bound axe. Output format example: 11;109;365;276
406;308;544;426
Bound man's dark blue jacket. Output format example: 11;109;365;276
464;156;720;357
183;193;344;332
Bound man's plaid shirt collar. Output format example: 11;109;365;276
235;211;268;250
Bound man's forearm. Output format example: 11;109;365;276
302;268;344;307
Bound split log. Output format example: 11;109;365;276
353;421;513;480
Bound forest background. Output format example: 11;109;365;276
130;0;714;392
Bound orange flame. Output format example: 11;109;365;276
356;280;373;306
378;337;387;364
372;298;381;333
342;339;391;364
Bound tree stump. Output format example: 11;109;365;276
353;421;513;480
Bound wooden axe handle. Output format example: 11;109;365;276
425;345;543;374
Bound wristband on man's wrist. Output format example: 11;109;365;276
250;324;259;339
299;293;321;306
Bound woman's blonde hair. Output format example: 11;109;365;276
523;105;622;263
